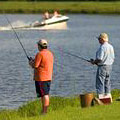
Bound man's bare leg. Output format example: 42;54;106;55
41;97;44;113
41;95;49;114
43;95;49;114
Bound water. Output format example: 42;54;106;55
0;14;120;109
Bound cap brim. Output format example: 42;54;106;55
37;39;48;46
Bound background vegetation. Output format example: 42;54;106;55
1;0;120;1
0;1;120;14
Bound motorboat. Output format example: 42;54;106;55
0;15;69;31
19;15;69;30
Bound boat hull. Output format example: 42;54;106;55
30;21;68;30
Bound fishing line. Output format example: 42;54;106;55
4;15;30;61
61;49;90;63
51;45;92;96
50;44;91;74
53;46;85;94
50;44;91;63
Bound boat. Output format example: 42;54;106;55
0;15;69;31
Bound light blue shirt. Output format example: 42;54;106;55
96;42;115;65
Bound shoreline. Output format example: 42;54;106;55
0;1;120;14
0;89;120;120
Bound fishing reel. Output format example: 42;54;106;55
90;59;95;64
28;57;33;61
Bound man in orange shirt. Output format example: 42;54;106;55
29;39;54;114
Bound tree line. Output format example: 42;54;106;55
0;0;120;2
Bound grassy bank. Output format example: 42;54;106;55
0;1;120;14
0;89;120;120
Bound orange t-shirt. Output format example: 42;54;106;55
34;49;54;81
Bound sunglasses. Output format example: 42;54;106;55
38;43;41;46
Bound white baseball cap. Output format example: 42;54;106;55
37;39;48;47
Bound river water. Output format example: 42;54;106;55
0;14;120;109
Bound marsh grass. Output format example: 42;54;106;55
0;90;120;120
0;1;120;14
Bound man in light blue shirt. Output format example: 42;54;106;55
90;33;115;102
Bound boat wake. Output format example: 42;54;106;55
11;20;30;28
0;15;69;31
0;20;30;31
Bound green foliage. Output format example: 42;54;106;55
1;0;120;1
49;96;79;111
0;110;19;120
111;89;120;100
0;90;120;120
18;99;42;117
1;1;120;14
17;96;79;117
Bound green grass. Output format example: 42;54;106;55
0;1;120;14
0;89;120;120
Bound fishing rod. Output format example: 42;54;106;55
63;51;91;62
50;45;91;63
4;15;30;61
56;46;91;63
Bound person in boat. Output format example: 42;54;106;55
31;11;50;26
90;33;115;102
53;10;62;17
43;11;50;20
29;39;54;114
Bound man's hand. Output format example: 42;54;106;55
90;59;95;65
90;59;102;65
29;57;35;68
